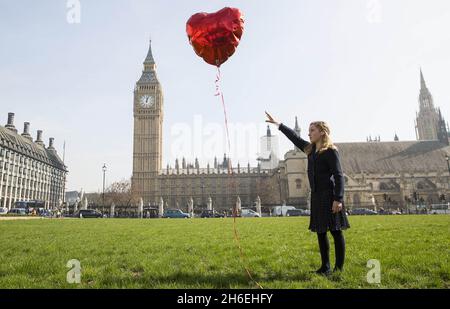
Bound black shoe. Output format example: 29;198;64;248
333;266;343;273
314;267;332;276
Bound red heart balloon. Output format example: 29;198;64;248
186;7;244;67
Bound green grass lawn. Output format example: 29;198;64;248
0;215;449;288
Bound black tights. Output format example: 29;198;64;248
317;230;346;271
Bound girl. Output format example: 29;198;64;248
265;111;350;275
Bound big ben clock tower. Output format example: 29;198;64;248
132;41;164;204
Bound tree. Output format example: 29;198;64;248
104;179;140;207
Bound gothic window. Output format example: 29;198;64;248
416;179;436;190
353;194;361;207
379;180;400;191
295;178;302;189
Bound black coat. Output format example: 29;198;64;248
278;123;344;203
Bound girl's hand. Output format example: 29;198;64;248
265;111;280;126
332;201;343;213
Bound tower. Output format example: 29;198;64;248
415;69;440;141
266;124;272;150
437;108;449;145
294;116;301;152
257;124;279;170
131;41;164;203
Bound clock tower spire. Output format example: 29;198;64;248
132;40;164;204
143;39;156;71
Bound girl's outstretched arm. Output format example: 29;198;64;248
265;110;310;153
278;123;310;153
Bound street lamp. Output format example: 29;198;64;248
201;180;205;209
277;169;282;216
446;155;450;202
102;163;107;206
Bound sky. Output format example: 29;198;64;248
0;0;449;192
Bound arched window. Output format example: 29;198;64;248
295;178;302;189
353;194;361;207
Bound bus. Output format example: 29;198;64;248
430;203;450;214
14;200;45;213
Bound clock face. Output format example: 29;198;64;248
140;95;154;108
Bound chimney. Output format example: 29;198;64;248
35;130;45;147
47;137;57;153
5;112;18;133
21;122;33;141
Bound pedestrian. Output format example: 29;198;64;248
266;111;350;275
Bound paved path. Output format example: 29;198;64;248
0;216;44;221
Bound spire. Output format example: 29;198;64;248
141;40;157;74
394;133;399;142
437;107;449;145
420;68;427;90
294;116;301;151
266;125;271;137
294;116;301;136
137;40;158;84
195;157;199;169
144;40;155;65
418;68;434;111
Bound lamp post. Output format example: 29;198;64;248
277;169;282;216
446;155;450;202
201;180;205;209
102;163;107;207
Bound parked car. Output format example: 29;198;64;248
350;208;378;215
387;210;402;215
286;209;309;217
7;208;27;216
163;209;190;218
74;209;102;218
430;203;450;214
40;209;53;217
241;208;261;217
273;205;296;217
0;207;8;215
200;210;225;218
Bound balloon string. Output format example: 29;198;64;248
215;67;231;152
215;66;264;289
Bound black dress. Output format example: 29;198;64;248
278;123;350;233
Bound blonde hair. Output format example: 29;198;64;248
304;121;338;156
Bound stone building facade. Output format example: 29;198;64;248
280;139;450;210
0;113;67;209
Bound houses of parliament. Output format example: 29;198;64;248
131;42;450;211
